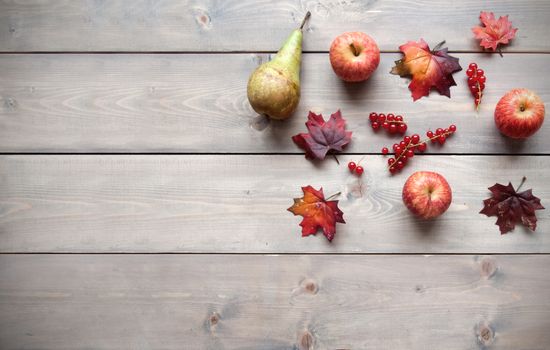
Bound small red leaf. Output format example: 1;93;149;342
390;39;462;101
472;11;518;51
288;186;345;242
480;178;544;234
292;110;352;160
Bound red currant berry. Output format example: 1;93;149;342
436;128;444;135
392;143;399;151
382;122;389;129
388;158;396;166
395;115;403;122
369;112;378;122
476;69;484;76
399;141;406;148
398;123;407;133
389;166;397;174
475;98;481;105
449;124;456;132
400;155;408;164
389;124;397;134
467;77;476;85
395;146;402;155
403;136;411;144
372;121;380;130
406;149;414;158
396;161;404;169
386;114;394;122
466;68;474;77
348;161;356;171
469;63;478;70
355;166;364;176
438;135;446;144
378;114;386;122
411;134;420;144
427;131;434;138
478;75;486;84
470;85;479;93
382;147;389;155
417;142;427;152
479;82;485;90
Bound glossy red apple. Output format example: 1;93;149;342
402;171;452;219
494;88;545;139
329;32;380;82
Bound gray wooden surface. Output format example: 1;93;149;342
1;0;549;52
1;255;549;350
1;1;549;349
1;155;548;253
1;53;548;153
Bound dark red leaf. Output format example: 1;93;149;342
292;110;352;160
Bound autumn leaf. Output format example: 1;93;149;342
288;186;345;242
472;11;518;52
390;39;462;101
292;110;352;160
480;177;544;234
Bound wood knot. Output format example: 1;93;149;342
479;257;498;279
300;279;318;295
9;26;16;33
192;8;211;29
205;311;220;331
3;97;17;111
414;284;425;293
298;330;314;350
476;322;494;346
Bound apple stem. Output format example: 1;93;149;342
349;43;359;56
516;176;527;192
299;11;311;30
326;192;342;201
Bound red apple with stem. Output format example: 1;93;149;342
402;171;452;219
494;88;545;139
329;32;380;82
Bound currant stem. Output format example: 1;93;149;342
387;131;455;168
516;176;527;192
326;192;342;201
476;81;482;112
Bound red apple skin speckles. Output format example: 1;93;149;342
402;171;452;219
494;88;545;139
329;32;380;82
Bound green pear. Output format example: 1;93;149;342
247;12;310;120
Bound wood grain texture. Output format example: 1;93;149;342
0;0;548;52
1;155;548;253
1;53;549;153
1;254;549;350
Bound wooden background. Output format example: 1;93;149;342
1;1;549;349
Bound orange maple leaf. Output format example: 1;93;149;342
288;186;345;242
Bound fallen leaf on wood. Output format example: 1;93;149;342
472;11;517;52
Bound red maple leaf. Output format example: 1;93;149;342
390;39;462;101
480;177;544;234
292;110;352;160
288;186;345;242
472;11;518;52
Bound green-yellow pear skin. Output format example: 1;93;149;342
247;12;310;120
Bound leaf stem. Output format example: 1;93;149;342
326;192;342;201
332;153;340;165
432;40;446;52
516;176;527;192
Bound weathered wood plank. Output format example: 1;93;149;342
1;254;549;349
1;53;548;153
0;0;548;52
1;155;548;253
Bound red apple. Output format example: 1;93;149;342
329;32;380;82
402;171;452;219
494;88;545;139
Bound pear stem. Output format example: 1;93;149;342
299;11;311;30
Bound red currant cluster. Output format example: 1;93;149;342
466;63;486;109
368;112;407;134
383;125;457;174
347;161;364;176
